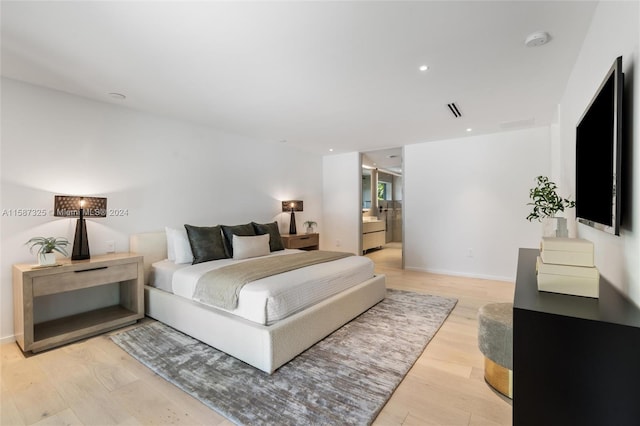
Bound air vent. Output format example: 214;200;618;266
447;102;462;118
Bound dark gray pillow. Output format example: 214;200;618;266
252;221;284;252
184;224;228;264
221;223;256;257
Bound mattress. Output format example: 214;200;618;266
151;259;187;293
151;249;374;325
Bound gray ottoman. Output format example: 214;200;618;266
478;302;513;398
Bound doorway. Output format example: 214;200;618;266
361;147;403;269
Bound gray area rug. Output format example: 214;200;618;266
111;289;457;425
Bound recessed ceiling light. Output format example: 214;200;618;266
466;128;472;132
108;92;126;100
419;65;429;72
525;31;551;48
329;148;334;152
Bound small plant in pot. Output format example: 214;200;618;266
26;237;70;266
303;221;317;234
526;176;575;237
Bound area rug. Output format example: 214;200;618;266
111;289;457;425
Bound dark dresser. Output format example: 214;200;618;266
513;248;640;425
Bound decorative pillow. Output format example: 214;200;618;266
252;221;285;252
232;234;271;260
166;226;193;264
184;224;228;264
221;223;256;257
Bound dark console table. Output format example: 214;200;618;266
513;248;640;426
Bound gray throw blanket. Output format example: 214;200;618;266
192;251;353;310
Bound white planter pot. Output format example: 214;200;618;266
542;217;568;238
39;252;56;266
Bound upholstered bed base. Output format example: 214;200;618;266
130;231;387;373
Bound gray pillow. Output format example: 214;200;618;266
184;224;228;264
221;223;256;257
252;221;285;252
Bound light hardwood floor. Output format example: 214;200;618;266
1;245;514;425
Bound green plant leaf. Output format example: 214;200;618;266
25;236;70;256
526;176;575;222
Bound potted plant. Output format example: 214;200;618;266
303;221;317;234
526;176;575;237
25;237;70;266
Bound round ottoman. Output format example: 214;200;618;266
477;302;513;398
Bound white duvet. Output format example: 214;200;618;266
151;249;374;325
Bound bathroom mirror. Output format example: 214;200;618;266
362;169;372;209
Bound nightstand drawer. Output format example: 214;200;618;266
286;234;319;249
33;262;138;297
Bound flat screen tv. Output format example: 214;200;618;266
575;56;623;236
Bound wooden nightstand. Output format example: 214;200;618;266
281;233;319;250
13;253;144;353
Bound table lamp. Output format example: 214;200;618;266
54;195;107;260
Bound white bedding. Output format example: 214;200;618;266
151;249;375;325
151;260;186;293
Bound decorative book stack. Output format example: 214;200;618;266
536;237;599;298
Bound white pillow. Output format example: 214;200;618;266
166;226;193;264
233;234;270;260
164;226;176;261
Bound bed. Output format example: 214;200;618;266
129;230;386;373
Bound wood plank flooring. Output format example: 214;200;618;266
368;244;514;425
1;245;514;425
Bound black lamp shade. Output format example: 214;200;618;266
54;196;107;217
281;200;303;212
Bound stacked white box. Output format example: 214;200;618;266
537;237;599;298
540;237;594;267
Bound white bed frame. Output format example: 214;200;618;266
130;231;386;373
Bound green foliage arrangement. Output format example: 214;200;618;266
526;176;576;222
25;237;70;260
303;220;317;229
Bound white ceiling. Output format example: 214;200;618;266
362;148;403;175
1;1;597;155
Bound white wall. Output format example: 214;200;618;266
404;127;551;281
0;78;323;341
555;1;640;305
322;152;361;255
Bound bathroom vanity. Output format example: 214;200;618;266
362;219;386;252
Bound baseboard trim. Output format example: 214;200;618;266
404;266;513;283
0;334;16;345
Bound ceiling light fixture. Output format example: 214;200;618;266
419;65;429;72
466;128;472;132
108;92;126;100
329;148;334;152
525;31;550;48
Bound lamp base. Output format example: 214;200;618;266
289;210;297;235
71;218;90;260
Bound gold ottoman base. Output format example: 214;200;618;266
484;357;512;399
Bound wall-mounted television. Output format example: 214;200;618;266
575;56;623;236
